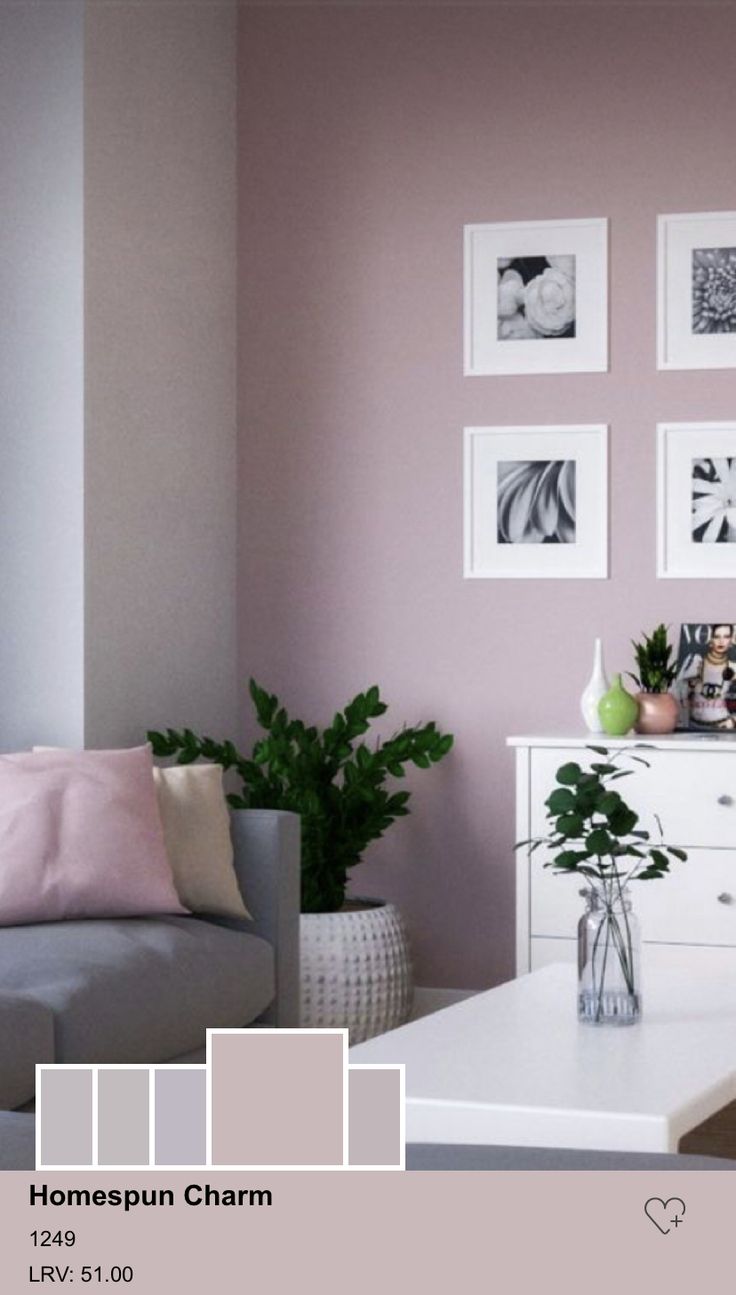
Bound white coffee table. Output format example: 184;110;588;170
349;963;736;1153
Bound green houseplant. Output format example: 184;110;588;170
628;624;679;734
148;679;453;912
520;744;687;1024
148;680;453;1040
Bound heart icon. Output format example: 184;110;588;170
644;1197;686;1235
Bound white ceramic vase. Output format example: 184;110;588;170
580;637;609;733
300;898;414;1044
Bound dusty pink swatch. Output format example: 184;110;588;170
0;747;186;925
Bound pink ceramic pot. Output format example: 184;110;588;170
635;692;679;735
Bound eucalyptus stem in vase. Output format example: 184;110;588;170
518;744;687;1025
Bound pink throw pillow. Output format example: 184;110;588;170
0;747;187;926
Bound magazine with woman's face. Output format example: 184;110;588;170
674;622;736;732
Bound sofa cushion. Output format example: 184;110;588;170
0;992;54;1109
153;764;251;920
35;749;251;922
0;747;186;926
0;916;274;1064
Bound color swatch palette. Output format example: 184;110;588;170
36;1030;404;1170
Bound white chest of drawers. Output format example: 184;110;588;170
510;734;736;977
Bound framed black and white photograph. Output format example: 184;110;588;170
672;623;736;731
464;425;608;579
658;212;736;369
658;421;736;578
464;218;608;376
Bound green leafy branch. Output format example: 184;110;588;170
517;744;687;891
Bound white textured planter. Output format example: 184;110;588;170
300;898;414;1044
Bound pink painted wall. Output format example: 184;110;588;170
237;3;736;988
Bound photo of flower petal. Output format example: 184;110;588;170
498;313;538;340
525;267;576;337
692;247;736;334
692;457;736;542
497;254;576;341
497;459;576;544
497;269;526;318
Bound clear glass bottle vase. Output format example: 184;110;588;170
578;889;641;1025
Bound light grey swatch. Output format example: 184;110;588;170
40;1069;93;1166
98;1069;149;1166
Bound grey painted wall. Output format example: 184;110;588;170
84;1;238;747
0;1;84;750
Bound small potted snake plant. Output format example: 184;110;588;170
629;624;679;734
148;680;453;1043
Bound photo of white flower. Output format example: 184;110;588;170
659;423;736;578
692;458;736;542
659;214;736;369
497;255;576;341
497;459;576;544
464;425;607;578
692;248;736;334
465;218;607;375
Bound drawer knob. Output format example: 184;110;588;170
717;892;734;905
718;794;734;806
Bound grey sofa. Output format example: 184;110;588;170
0;809;300;1166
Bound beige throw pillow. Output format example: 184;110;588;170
33;748;249;920
152;764;251;920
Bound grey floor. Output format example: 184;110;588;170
406;1143;736;1171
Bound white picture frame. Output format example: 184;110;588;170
463;217;608;376
463;424;609;579
658;212;736;370
657;421;736;578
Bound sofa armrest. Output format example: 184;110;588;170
230;809;300;1027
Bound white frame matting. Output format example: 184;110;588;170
658;211;736;370
463;424;609;580
658;420;736;578
464;217;609;376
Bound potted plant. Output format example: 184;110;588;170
629;623;679;733
148;680;453;1042
521;744;687;1024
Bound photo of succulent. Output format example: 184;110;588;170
692;247;736;334
497;459;576;544
497;254;576;341
691;457;736;542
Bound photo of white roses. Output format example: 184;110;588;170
497;254;576;341
464;218;607;375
